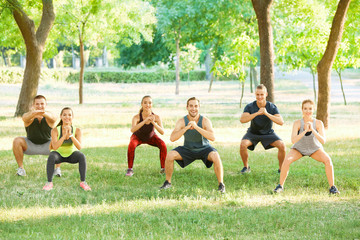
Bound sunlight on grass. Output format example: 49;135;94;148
1;194;356;222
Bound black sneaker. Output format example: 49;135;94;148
329;185;340;194
160;180;171;190
274;184;283;193
218;183;225;193
240;166;251;174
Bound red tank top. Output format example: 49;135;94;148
134;110;155;141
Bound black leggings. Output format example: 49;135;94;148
47;151;87;182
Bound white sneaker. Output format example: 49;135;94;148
16;167;26;176
53;167;62;177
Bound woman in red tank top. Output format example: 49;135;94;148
125;96;167;176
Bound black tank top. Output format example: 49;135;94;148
134;110;155;142
25;117;52;144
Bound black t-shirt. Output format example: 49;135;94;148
243;101;280;135
25;117;52;144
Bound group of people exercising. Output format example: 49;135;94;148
12;84;339;194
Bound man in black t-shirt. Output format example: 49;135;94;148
12;95;59;176
239;84;286;173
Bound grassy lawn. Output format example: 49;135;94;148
0;79;359;239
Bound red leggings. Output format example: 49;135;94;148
127;134;167;169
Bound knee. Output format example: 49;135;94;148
209;151;221;164
13;137;25;148
277;142;286;152
128;142;137;151
47;153;57;164
78;152;86;161
159;141;167;151
240;141;249;151
165;151;177;162
323;157;333;167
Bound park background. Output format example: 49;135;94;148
0;0;360;239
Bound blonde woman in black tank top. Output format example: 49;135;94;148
274;99;339;194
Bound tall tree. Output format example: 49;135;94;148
3;0;55;116
316;0;351;128
251;0;275;102
56;0;155;103
156;0;194;95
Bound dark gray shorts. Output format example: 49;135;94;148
173;146;216;168
242;131;282;151
23;137;51;155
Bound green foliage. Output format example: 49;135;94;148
115;30;172;69
65;70;207;83
213;32;257;82
0;67;75;84
273;0;331;72
180;44;201;74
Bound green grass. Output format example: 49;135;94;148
0;79;359;239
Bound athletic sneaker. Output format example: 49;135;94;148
160;168;165;174
80;182;92;191
160;180;171;190
274;184;283;193
53;167;62;177
43;182;53;191
125;168;134;177
218;183;226;193
240;166;251;174
329;185;340;194
16;167;26;176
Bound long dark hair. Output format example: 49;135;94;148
56;107;73;127
139;95;152;114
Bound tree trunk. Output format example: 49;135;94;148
251;0;275;102
79;37;85;104
252;66;258;87
205;48;212;81
249;65;253;93
336;68;347;105
309;67;317;104
175;35;180;95
208;74;214;92
10;0;55;116
1;48;7;66
316;0;351;128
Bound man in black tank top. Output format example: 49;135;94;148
12;95;58;176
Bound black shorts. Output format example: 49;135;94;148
173;146;217;168
242;131;282;151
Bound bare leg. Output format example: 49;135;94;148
165;150;182;183
207;151;224;183
279;149;303;186
311;149;334;187
240;139;253;168
13;137;27;168
270;140;286;170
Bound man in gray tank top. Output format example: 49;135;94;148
12;95;60;176
160;97;225;193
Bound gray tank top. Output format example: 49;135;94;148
292;118;322;155
183;115;210;151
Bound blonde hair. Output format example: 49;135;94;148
256;84;267;92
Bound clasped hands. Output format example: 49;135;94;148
144;115;156;125
185;121;197;130
63;125;72;139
